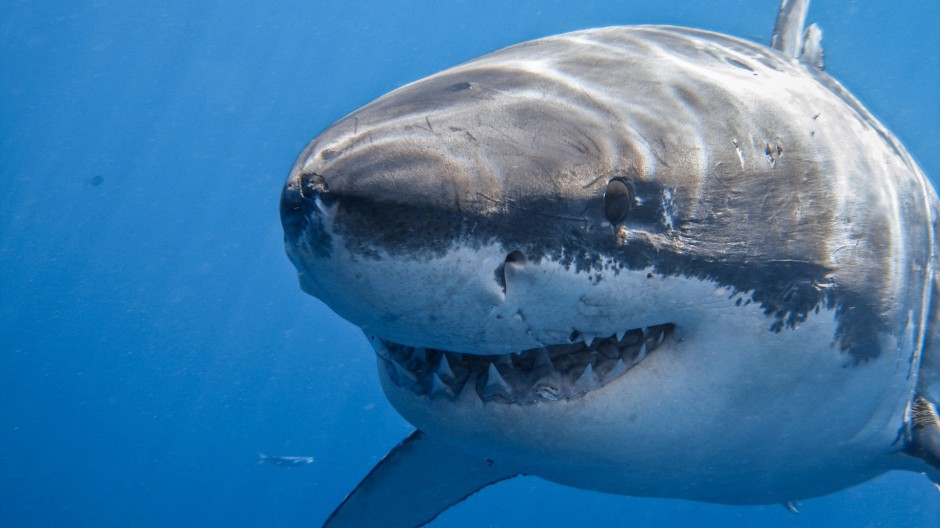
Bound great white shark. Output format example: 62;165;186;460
279;0;940;525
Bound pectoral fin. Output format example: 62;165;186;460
324;430;519;528
904;396;940;490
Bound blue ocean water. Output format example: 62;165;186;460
1;1;938;526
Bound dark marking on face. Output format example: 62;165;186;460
289;164;890;361
620;180;671;228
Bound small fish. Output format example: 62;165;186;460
258;452;314;467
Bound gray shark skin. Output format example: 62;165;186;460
280;0;940;525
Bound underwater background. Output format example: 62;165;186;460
2;1;938;526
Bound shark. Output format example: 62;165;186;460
279;0;940;525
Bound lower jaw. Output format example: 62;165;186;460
371;323;674;406
378;365;877;506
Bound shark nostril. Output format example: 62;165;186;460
299;171;330;197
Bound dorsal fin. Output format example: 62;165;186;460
771;0;810;58
771;0;824;70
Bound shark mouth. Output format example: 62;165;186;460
373;323;675;405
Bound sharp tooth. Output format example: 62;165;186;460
636;342;648;363
481;363;513;400
606;358;627;379
657;330;666;346
390;359;417;384
486;364;509;389
640;327;647;341
436;354;456;383
616;329;627;342
535;348;553;370
428;373;455;399
583;334;597;347
575;364;598;391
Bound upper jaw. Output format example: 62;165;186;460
287;236;682;355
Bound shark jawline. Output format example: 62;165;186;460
373;323;675;405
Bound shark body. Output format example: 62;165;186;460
279;1;940;525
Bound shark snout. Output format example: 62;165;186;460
279;170;331;246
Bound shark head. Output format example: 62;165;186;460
281;26;936;504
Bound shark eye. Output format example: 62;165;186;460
603;179;632;225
